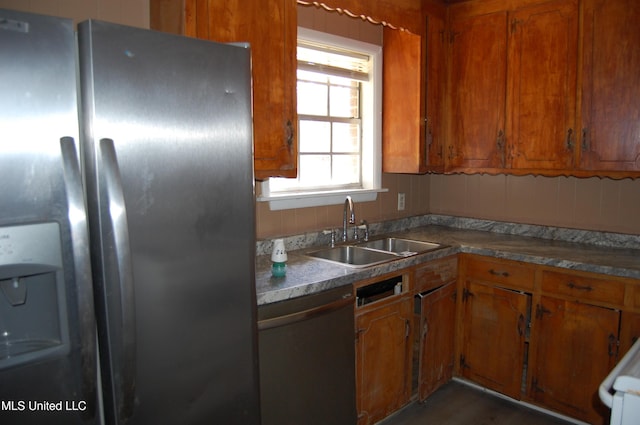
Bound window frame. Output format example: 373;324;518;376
258;27;386;211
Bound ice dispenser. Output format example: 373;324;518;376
0;222;69;369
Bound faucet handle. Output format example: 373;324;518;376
323;228;337;247
360;220;369;242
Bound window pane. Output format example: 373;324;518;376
299;120;330;152
298;81;327;116
333;122;360;153
332;155;360;185
329;85;358;118
299;155;331;186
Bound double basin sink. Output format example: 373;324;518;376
306;237;444;268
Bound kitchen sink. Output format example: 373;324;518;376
306;238;444;268
356;238;442;256
306;245;399;268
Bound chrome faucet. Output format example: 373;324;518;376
342;196;355;242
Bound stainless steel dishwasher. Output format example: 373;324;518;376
258;285;357;425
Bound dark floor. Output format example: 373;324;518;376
377;380;578;425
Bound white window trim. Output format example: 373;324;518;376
257;27;386;211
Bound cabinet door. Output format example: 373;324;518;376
355;297;413;425
459;281;529;400
382;28;426;173
530;297;618;425
580;0;640;172
425;13;446;172
448;11;508;171
183;0;298;179
418;281;456;401
508;0;578;170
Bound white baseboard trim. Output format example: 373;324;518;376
452;377;591;425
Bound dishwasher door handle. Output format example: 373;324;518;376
258;294;354;331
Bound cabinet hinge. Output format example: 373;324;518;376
459;354;470;370
511;19;523;34
496;129;506;168
608;334;620;358
535;304;551;319
439;29;446;44
531;377;544;394
405;319;411;338
285;120;294;149
462;287;474;302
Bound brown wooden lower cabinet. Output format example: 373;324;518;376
456;254;640;425
355;276;413;425
354;253;640;425
528;296;619;425
458;280;530;400
417;281;456;401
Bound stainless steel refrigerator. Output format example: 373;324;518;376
0;9;260;425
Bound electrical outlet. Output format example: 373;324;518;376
397;193;405;211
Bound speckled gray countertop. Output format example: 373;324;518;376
255;215;640;305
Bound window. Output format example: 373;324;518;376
259;28;385;210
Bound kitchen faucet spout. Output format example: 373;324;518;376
342;196;355;242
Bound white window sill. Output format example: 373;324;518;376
257;188;388;211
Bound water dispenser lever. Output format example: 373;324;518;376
0;277;27;306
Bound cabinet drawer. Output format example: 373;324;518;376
464;255;534;290
415;256;458;293
541;269;625;306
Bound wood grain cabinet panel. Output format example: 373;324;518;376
382;9;446;174
579;0;640;173
424;12;447;173
414;256;458;401
355;296;413;425
507;0;579;171
459;280;530;400
151;0;298;179
540;269;625;306
415;256;458;293
417;281;456;401
382;27;426;173
464;255;535;290
529;296;618;425
448;10;508;172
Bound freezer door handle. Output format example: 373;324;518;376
99;138;137;421
60;136;97;420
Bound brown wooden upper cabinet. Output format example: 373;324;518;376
448;10;508;171
447;0;640;178
579;0;640;173
382;28;427;173
507;0;578;171
382;11;446;174
151;0;298;179
448;0;579;174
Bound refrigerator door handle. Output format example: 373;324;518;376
60;136;98;420
99;138;137;421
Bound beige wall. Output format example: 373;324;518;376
0;0;148;27
256;173;430;238
431;174;640;235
